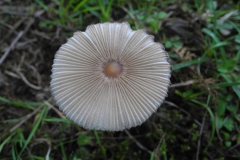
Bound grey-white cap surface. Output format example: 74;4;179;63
50;22;171;131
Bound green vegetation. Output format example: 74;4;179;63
0;0;239;159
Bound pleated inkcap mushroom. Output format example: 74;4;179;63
50;22;171;131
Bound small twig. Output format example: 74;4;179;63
17;52;25;70
25;62;42;86
32;30;51;40
217;10;238;25
15;70;42;90
153;133;166;160
44;101;65;119
215;116;223;142
156;133;166;150
197;57;201;75
196;112;206;160
0;70;6;85
55;27;61;39
227;143;240;152
121;6;139;29
0;18;26;44
10;107;42;133
0;31;24;65
23;17;34;34
169;80;195;88
15;38;37;49
125;130;152;154
164;100;201;126
4;70;20;79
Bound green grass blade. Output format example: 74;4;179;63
0;96;46;110
74;0;88;12
18;106;47;159
220;74;240;98
12;146;17;160
64;0;75;13
0;132;16;152
35;0;49;11
106;0;114;18
202;28;220;43
191;96;215;151
0;96;10;103
172;57;206;71
202;28;227;61
94;130;106;158
210;41;228;49
150;152;155;160
44;117;71;123
212;81;240;88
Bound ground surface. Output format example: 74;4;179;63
0;0;240;160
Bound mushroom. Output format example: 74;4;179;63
50;22;171;131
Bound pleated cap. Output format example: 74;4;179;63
50;22;171;131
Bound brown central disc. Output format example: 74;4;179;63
103;61;123;78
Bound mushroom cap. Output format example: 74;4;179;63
50;22;171;131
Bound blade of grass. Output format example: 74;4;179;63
35;0;49;11
19;132;25;148
150;152;155;160
94;130;106;158
172;57;206;71
97;0;114;22
0;131;17;152
64;0;75;13
212;81;240;88
210;0;217;34
202;28;219;42
160;139;168;160
18;106;47;159
0;96;44;110
44;117;71;124
105;0;114;18
202;28;227;61
12;145;17;160
0;96;11;103
220;74;240;98
60;141;67;160
73;0;88;12
191;95;215;151
82;6;100;13
209;41;228;50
